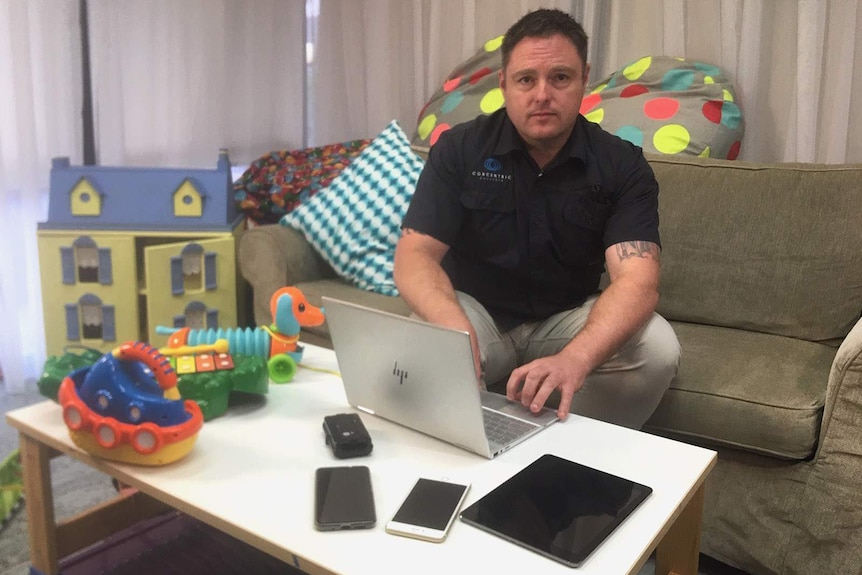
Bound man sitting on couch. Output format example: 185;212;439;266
393;8;679;429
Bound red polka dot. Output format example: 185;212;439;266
727;140;741;160
469;67;493;84
621;84;649;98
443;77;462;92
702;100;723;124
580;93;601;114
644;97;679;120
430;123;451;146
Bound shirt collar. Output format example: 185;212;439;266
492;110;589;166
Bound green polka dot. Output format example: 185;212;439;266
654;124;690;154
699;146;711;158
704;76;715;85
484;35;503;52
584;108;604;123
480;88;505;114
623;57;652;81
418;114;437;140
723;89;734;102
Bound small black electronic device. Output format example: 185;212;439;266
459;454;652;567
314;465;376;531
323;413;373;458
385;478;470;542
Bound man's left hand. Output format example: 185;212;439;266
505;352;587;420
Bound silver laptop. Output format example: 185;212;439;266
322;297;558;459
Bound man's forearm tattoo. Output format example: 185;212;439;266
615;241;660;262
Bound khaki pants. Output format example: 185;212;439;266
457;292;680;429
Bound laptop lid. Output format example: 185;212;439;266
323;296;494;457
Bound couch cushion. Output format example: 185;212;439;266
644;321;835;459
281;120;424;297
651;155;862;343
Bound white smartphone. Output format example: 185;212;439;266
385;478;470;543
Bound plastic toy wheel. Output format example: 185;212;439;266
63;404;85;431
95;420;121;449
132;423;163;455
268;354;297;384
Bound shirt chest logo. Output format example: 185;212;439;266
471;157;512;183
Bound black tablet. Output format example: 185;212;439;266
459;454;652;567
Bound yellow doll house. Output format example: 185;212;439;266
38;150;246;357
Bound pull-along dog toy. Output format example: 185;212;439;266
157;286;325;383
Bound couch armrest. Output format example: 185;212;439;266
788;316;862;570
238;224;337;326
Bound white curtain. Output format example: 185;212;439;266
310;0;862;163
88;0;306;168
0;1;82;394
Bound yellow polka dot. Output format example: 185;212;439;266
723;89;734;102
484;35;504;52
417;114;437;140
584;108;604;124
654;124;690;155
699;146;711;158
704;76;715;85
480;88;505;114
591;84;608;94
623;56;652;81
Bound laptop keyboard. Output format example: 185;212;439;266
482;408;538;446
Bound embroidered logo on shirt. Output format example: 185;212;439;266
472;157;512;183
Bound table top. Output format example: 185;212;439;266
7;344;716;575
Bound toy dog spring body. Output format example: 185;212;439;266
157;287;325;382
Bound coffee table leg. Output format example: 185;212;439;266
20;433;60;575
655;483;705;575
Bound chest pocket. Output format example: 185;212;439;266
555;192;612;264
461;188;516;212
458;187;516;260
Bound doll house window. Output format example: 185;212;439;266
171;243;217;295
172;301;218;330
65;294;115;342
61;236;113;285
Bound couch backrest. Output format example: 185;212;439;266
648;154;862;343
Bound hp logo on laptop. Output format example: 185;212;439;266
392;362;408;385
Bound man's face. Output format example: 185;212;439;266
500;34;589;154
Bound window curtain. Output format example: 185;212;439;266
310;0;862;163
0;1;82;394
87;0;306;168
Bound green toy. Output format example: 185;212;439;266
37;345;104;401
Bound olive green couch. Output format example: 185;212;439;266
238;154;862;575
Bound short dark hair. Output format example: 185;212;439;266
501;8;589;72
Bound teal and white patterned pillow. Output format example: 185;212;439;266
281;120;424;296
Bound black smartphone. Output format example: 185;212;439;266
314;465;376;531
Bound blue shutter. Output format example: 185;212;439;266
65;304;80;341
173;315;186;328
61;247;75;284
97;248;113;285
204;252;217;290
102;306;116;341
170;256;184;295
206;308;219;329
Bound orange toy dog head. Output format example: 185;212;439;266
271;287;326;337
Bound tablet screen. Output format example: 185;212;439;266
459;454;652;567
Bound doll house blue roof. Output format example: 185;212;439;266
40;150;241;231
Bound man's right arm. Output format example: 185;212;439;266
393;228;482;378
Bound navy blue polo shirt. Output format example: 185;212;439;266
402;108;660;329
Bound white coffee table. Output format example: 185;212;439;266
7;344;715;575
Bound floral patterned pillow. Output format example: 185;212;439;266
234;139;371;225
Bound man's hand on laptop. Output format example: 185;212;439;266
505;352;589;420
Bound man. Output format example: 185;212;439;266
393;8;679;429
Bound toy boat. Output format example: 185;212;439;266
57;341;203;466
